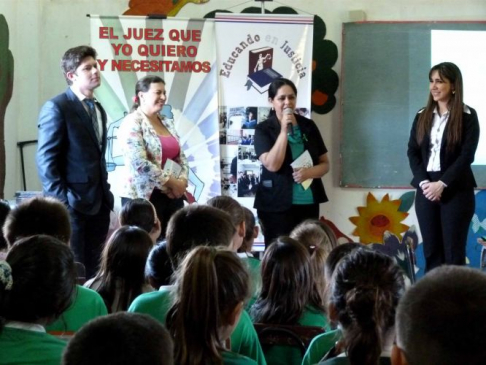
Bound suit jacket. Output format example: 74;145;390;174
36;87;114;215
407;105;480;192
253;114;328;212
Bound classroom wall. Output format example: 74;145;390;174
1;0;485;242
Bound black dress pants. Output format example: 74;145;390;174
258;203;320;249
415;182;475;273
69;203;111;280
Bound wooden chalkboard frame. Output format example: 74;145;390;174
340;21;486;189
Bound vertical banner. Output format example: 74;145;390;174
215;14;314;212
90;15;220;205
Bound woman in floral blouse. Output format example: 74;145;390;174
119;75;189;238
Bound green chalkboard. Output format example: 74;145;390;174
340;22;486;188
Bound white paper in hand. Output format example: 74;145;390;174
163;158;182;178
290;150;313;190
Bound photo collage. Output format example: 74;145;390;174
219;106;271;199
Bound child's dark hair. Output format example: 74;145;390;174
329;249;404;365
396;266;486;365
239;207;256;253
165;205;235;269
90;226;154;312
145;241;173;289
62;312;174;365
119;198;157;234
166;246;249;365
0;235;76;332
324;242;363;281
206;196;245;233
251;236;321;324
3;196;71;246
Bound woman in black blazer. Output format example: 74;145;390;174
407;62;480;272
254;78;330;247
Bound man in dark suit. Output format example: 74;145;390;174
36;45;114;278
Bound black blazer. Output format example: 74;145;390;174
254;114;328;212
407;105;480;192
36;88;114;215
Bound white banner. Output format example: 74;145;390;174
215;14;314;210
90;15;220;204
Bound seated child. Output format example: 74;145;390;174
145;241;173;289
85;226;154;312
251;236;329;365
319;249;404;365
290;219;339;310
238;207;261;308
62;312;173;365
302;242;363;365
119;198;162;244
167;246;256;364
393;265;486;365
2;196;107;336
206;196;246;252
0;235;77;364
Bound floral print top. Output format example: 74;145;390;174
118;107;189;200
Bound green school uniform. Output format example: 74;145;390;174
129;286;267;365
46;285;108;336
255;306;329;365
241;255;261;310
301;329;341;365
0;327;66;365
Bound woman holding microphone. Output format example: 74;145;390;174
254;78;330;247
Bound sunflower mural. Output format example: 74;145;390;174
349;193;409;244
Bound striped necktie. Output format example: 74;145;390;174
85;98;101;144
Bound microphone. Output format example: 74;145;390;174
284;107;294;136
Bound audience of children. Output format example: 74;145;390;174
62;312;173;365
3;194;486;365
84;225;154;313
167;245;256;364
129;204;267;365
2;197;107;337
393;265;486;365
319;249;405;365
0;235;77;364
